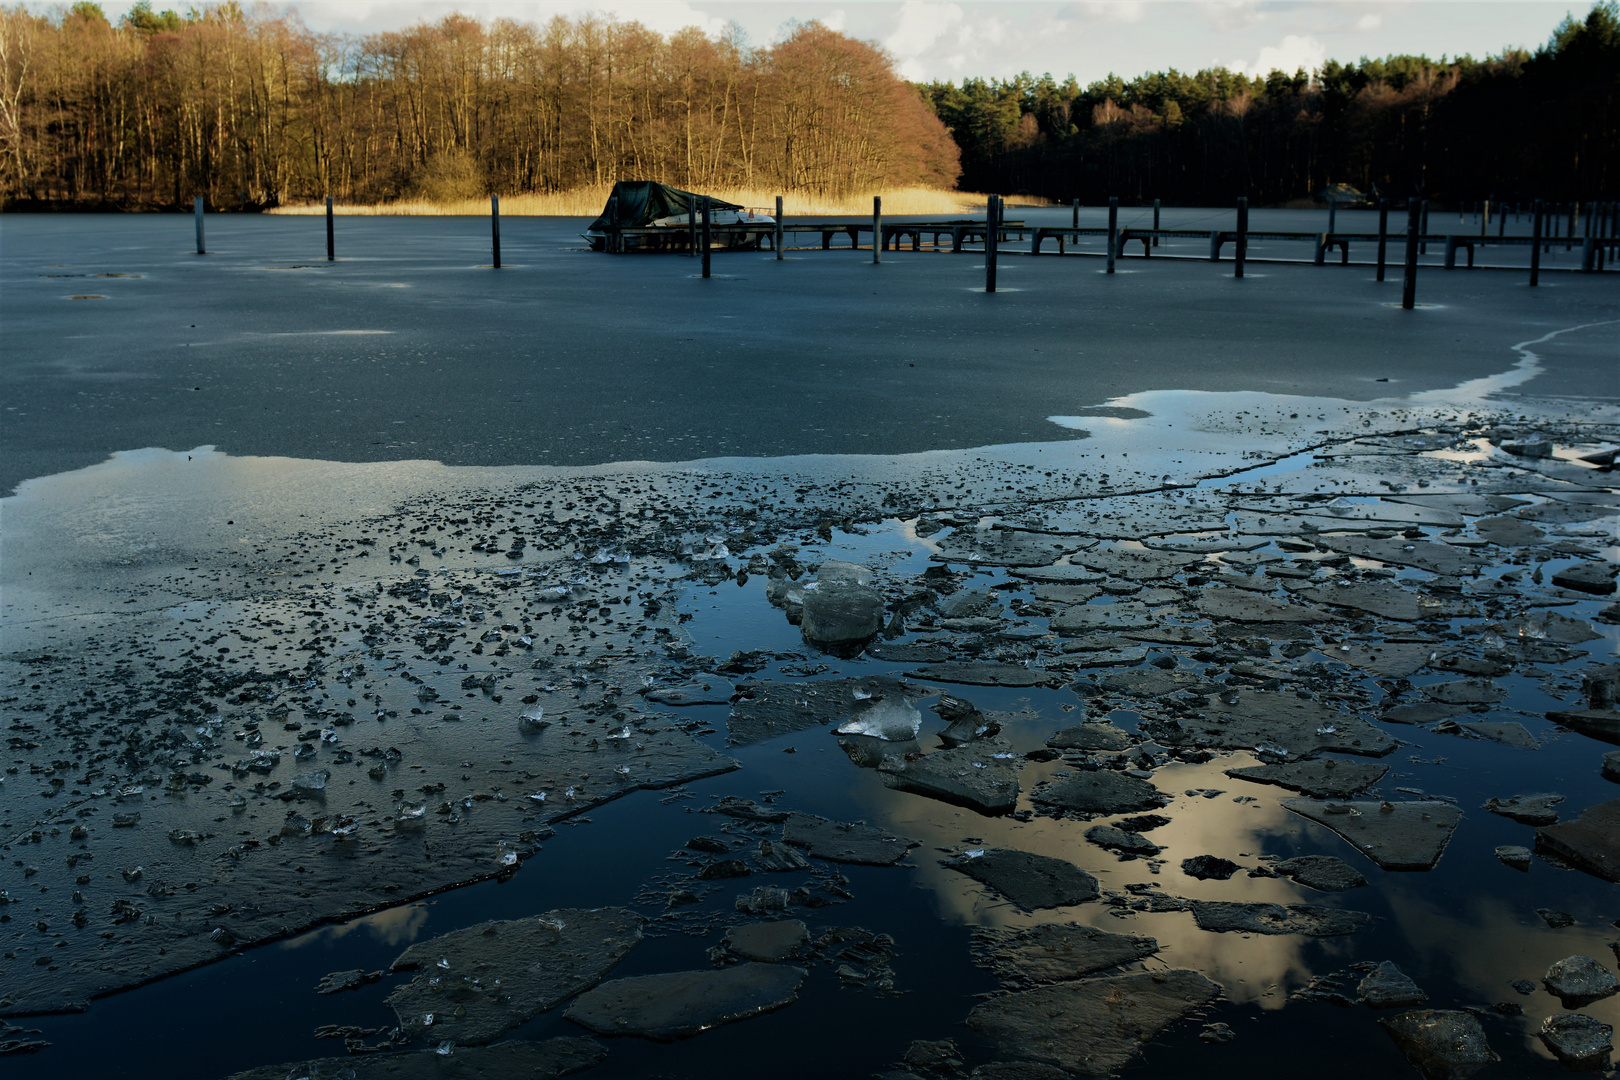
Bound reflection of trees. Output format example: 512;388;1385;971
924;1;1618;204
0;7;959;207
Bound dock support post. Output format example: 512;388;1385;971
985;196;999;293
1581;203;1597;272
1530;199;1543;286
1481;199;1489;238
1402;199;1421;309
194;196;205;254
1327;197;1337;237
1072;199;1079;230
325;196;334;261
1235;197;1248;278
873;195;882;264
701;197;711;278
775;195;783;260
491;195;501;268
1418;200;1428;254
1152;198;1160;246
1106;196;1118;274
1375;198;1388;282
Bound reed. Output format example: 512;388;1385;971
267;186;1051;217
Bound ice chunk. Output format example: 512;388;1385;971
836;696;922;741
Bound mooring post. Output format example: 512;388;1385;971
1072;199;1079;230
873;195;882;264
1106;196;1118;274
1530;199;1543;287
985;196;999;293
325;196;334;261
1152;198;1160;246
1327;197;1338;237
491;195;501;269
1235;197;1248;279
1375;198;1389;282
775;195;783;261
1581;203;1597;273
1402;199;1421;309
605;194;619;254
1481;199;1489;238
701;197;712;278
194;196;205;255
1418;200;1429;254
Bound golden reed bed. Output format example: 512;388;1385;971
267;187;1047;217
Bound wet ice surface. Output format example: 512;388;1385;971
2;351;1619;1078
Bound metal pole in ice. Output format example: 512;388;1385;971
1530;199;1542;287
194;196;205;255
775;195;783;261
985;196;999;293
325;196;334;261
701;196;711;279
1152;198;1160;247
1234;197;1248;279
1106;196;1118;274
1375;198;1389;282
1072;199;1078;230
1401;199;1421;309
873;195;882;265
491;195;501;269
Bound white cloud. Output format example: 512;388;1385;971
885;0;964;79
1199;0;1263;32
885;0;965;55
1234;33;1326;77
823;7;847;32
1055;1;1148;25
1356;12;1383;31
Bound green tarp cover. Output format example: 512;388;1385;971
588;181;742;231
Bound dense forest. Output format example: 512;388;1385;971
0;1;1614;209
926;2;1619;206
0;3;957;208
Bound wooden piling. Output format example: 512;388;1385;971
1327;197;1337;237
1402;199;1421;309
1418;201;1428;254
873;195;882;264
325;196;334;261
775;195;783;260
194;196;205;255
491;195;501;268
701;197;711;278
1072;199;1079;230
1375;198;1388;282
1235;197;1248;278
1530;199;1542;287
1152;198;1160;246
985;196;999;293
1106;197;1118;275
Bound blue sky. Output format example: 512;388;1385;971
86;1;1587;83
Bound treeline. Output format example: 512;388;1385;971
0;3;958;209
925;2;1619;206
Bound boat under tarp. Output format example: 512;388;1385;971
584;181;773;252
